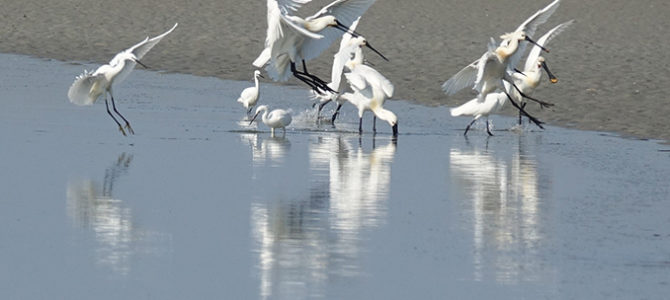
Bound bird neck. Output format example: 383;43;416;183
496;38;520;60
305;16;333;33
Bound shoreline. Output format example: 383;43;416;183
1;0;668;142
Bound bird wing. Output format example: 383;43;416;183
265;0;322;50
126;23;178;60
68;70;104;106
523;19;574;71
300;0;376;61
473;39;499;95
507;0;560;68
442;58;480;96
330;17;362;91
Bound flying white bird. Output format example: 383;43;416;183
249;105;293;136
68;23;178;136
253;0;385;93
237;70;265;116
311;17;367;121
442;1;560;128
511;20;574;124
340;55;397;136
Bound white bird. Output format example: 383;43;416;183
442;1;560;128
340;56;397;136
450;91;507;136
311;17;367;121
249;105;293;136
253;0;384;93
237;70;265;116
68;23;178;136
511;20;574;124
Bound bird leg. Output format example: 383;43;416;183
486;119;494;136
110;95;135;135
331;103;342;124
105;98;126;136
373;116;377;133
291;61;335;93
510;82;554;109
518;102;527;125
316;99;331;119
358;117;363;134
464;118;477;136
504;91;545;129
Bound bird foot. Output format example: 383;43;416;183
118;126;127;136
125;124;135;135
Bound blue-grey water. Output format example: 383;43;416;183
1;54;669;299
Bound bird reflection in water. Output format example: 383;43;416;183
251;135;396;299
449;137;546;283
66;153;169;275
240;132;291;167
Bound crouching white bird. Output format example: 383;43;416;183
68;23;178;136
237;70;264;116
450;91;507;136
249;105;293;136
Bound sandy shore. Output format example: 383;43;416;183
1;0;668;141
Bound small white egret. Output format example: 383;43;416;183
512;20;574;124
340;55;397;136
450;92;507;136
253;0;385;93
237;70;265;116
249;105;293;136
68;23;178;136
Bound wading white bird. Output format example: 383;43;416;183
237;70;265;116
68;23;178;136
249;105;293;136
253;0;385;93
511;20;574;124
442;0;560;128
450;91;507;136
340;54;398;136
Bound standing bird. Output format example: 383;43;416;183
68;23;178;136
253;0;385;93
511;20;574;124
340;54;397;136
249;105;293;136
237;70;265;116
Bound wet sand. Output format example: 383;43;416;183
1;54;669;299
0;0;668;142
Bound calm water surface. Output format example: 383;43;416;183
1;54;669;299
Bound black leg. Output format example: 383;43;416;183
290;61;335;93
464;118;477;136
504;91;544;129
372;116;377;133
105;98;126;136
331;103;342;124
110;95;134;135
317;99;331;117
486;119;494;136
358;117;363;134
518;102;526;125
511;82;554;108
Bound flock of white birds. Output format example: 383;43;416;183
67;0;572;137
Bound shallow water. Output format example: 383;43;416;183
1;54;669;299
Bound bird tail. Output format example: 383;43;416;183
450;99;479;117
68;70;103;106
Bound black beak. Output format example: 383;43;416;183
525;36;549;53
514;68;527;77
258;73;265;79
249;112;260;125
365;41;389;62
392;123;398;137
134;59;149;68
334;20;361;37
541;61;558;83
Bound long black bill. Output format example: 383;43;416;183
134;59;149;69
541;61;558;83
365;42;389;62
514;68;527;77
249;112;260;125
334;20;362;37
525;36;549;53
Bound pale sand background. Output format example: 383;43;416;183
1;0;668;141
